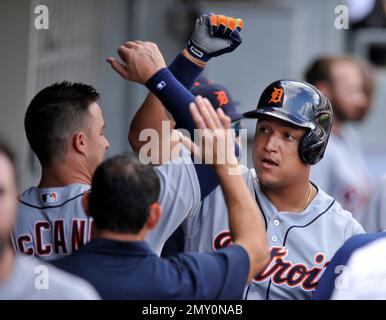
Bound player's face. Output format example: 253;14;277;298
85;103;110;174
253;117;309;189
0;154;18;237
329;61;369;121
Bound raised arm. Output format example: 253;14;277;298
107;13;243;156
126;51;203;156
185;96;269;282
106;15;243;198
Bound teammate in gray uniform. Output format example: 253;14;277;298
361;173;386;232
109;23;365;300
13;83;103;259
13;14;241;260
13;82;200;260
305;56;375;220
0;140;99;299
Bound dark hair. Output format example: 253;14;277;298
89;154;160;234
24;81;100;166
304;56;335;85
304;55;369;85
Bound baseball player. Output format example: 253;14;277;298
108;15;365;300
13;82;201;260
0;140;99;299
360;173;386;232
305;56;374;220
51;100;269;299
13;14;242;260
13;83;103;260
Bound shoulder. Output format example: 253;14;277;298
317;188;351;219
17;256;99;300
349;237;386;264
332;237;386;299
313;188;364;234
337;232;386;260
18;184;90;208
46;263;99;299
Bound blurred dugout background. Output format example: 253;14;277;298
0;0;385;190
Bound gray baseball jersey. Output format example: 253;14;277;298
13;148;200;260
359;173;386;233
183;166;365;300
0;256;99;299
13;183;93;260
310;126;371;220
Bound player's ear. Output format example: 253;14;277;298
146;203;161;230
73;131;87;156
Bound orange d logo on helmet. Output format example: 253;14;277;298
268;87;284;104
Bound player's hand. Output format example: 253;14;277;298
106;41;166;84
185;13;243;64
182;96;238;170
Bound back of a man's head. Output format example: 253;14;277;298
90;154;160;234
305;56;374;122
304;56;362;85
305;56;374;94
25;81;100;166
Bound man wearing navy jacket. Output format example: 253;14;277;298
52;98;269;299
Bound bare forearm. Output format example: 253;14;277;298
128;93;174;154
128;52;203;156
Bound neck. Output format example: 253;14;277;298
96;229;147;242
261;178;316;213
39;160;92;188
0;245;15;286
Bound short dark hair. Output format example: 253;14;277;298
304;56;365;86
24;81;100;166
89;154;160;234
304;56;334;85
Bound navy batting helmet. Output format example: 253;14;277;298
243;79;333;165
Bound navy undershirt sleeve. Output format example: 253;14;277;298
168;53;202;94
146;67;221;199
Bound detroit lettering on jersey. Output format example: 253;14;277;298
214;231;329;291
12;184;93;260
183;166;364;300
